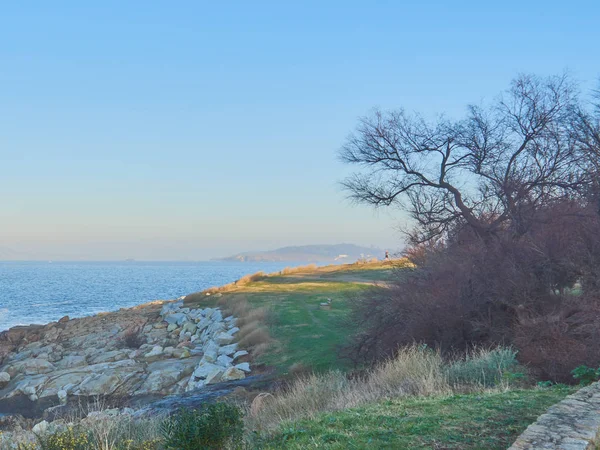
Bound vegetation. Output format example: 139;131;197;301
571;365;600;386
257;386;574;449
161;404;244;450
340;74;600;383
185;260;399;372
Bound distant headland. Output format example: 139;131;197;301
214;243;383;263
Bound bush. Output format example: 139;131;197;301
116;329;146;349
161;403;244;450
21;427;89;450
446;347;520;388
571;365;600;385
342;203;600;382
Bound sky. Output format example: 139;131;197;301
0;1;598;260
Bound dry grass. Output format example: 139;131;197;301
246;345;518;431
216;296;273;359
279;264;319;275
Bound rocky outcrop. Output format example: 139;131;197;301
509;383;600;450
0;298;251;419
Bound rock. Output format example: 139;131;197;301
165;313;186;326
161;300;183;316
205;369;223;385
16;359;56;375
192;362;222;380
0;371;10;388
167;323;178;332
222;367;245;381
215;332;235;345
77;373;124;396
58;316;70;324
202;341;219;363
57;390;67;405
228;327;240;335
56;355;87;369
182;322;197;334
235;362;251;373
232;350;248;360
90;350;129;364
179;348;191;359
153;322;167;329
144;345;164;362
32;420;49;434
219;344;238;356
216;354;233;367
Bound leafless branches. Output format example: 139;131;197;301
340;74;597;243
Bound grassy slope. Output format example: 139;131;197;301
261;387;575;449
186;261;397;372
185;262;575;449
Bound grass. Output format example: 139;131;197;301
258;386;575;449
184;260;401;373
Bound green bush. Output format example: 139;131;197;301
571;365;600;385
161;403;244;450
446;347;520;388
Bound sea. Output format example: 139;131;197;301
0;260;298;332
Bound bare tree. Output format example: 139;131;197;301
340;74;592;243
573;80;600;212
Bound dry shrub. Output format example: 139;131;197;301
279;264;318;275
514;294;600;382
343;202;600;382
115;328;146;350
214;296;273;357
237;326;271;349
236;271;267;285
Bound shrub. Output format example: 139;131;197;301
571;365;600;385
342;204;600;382
25;427;90;450
446;347;520;388
116;329;146;349
161;403;244;450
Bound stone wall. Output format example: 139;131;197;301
509;382;600;450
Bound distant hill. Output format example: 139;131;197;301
215;244;383;263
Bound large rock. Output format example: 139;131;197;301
12;359;55;376
216;355;233;367
219;344;238;356
235;362;251;373
192;361;222;380
222;367;245;381
165;313;186;326
215;332;235;345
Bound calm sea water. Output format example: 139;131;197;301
0;261;297;332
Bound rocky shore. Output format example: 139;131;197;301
0;296;254;437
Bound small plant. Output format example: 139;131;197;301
22;427;90;450
116;329;146;349
161;403;244;450
446;347;520;388
537;380;554;388
571;365;600;386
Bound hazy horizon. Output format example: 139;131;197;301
0;241;393;262
1;2;598;260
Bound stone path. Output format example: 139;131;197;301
509;382;600;450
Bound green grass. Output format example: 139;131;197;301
258;386;575;449
231;262;404;371
184;261;398;373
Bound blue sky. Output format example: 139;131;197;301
0;1;598;260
